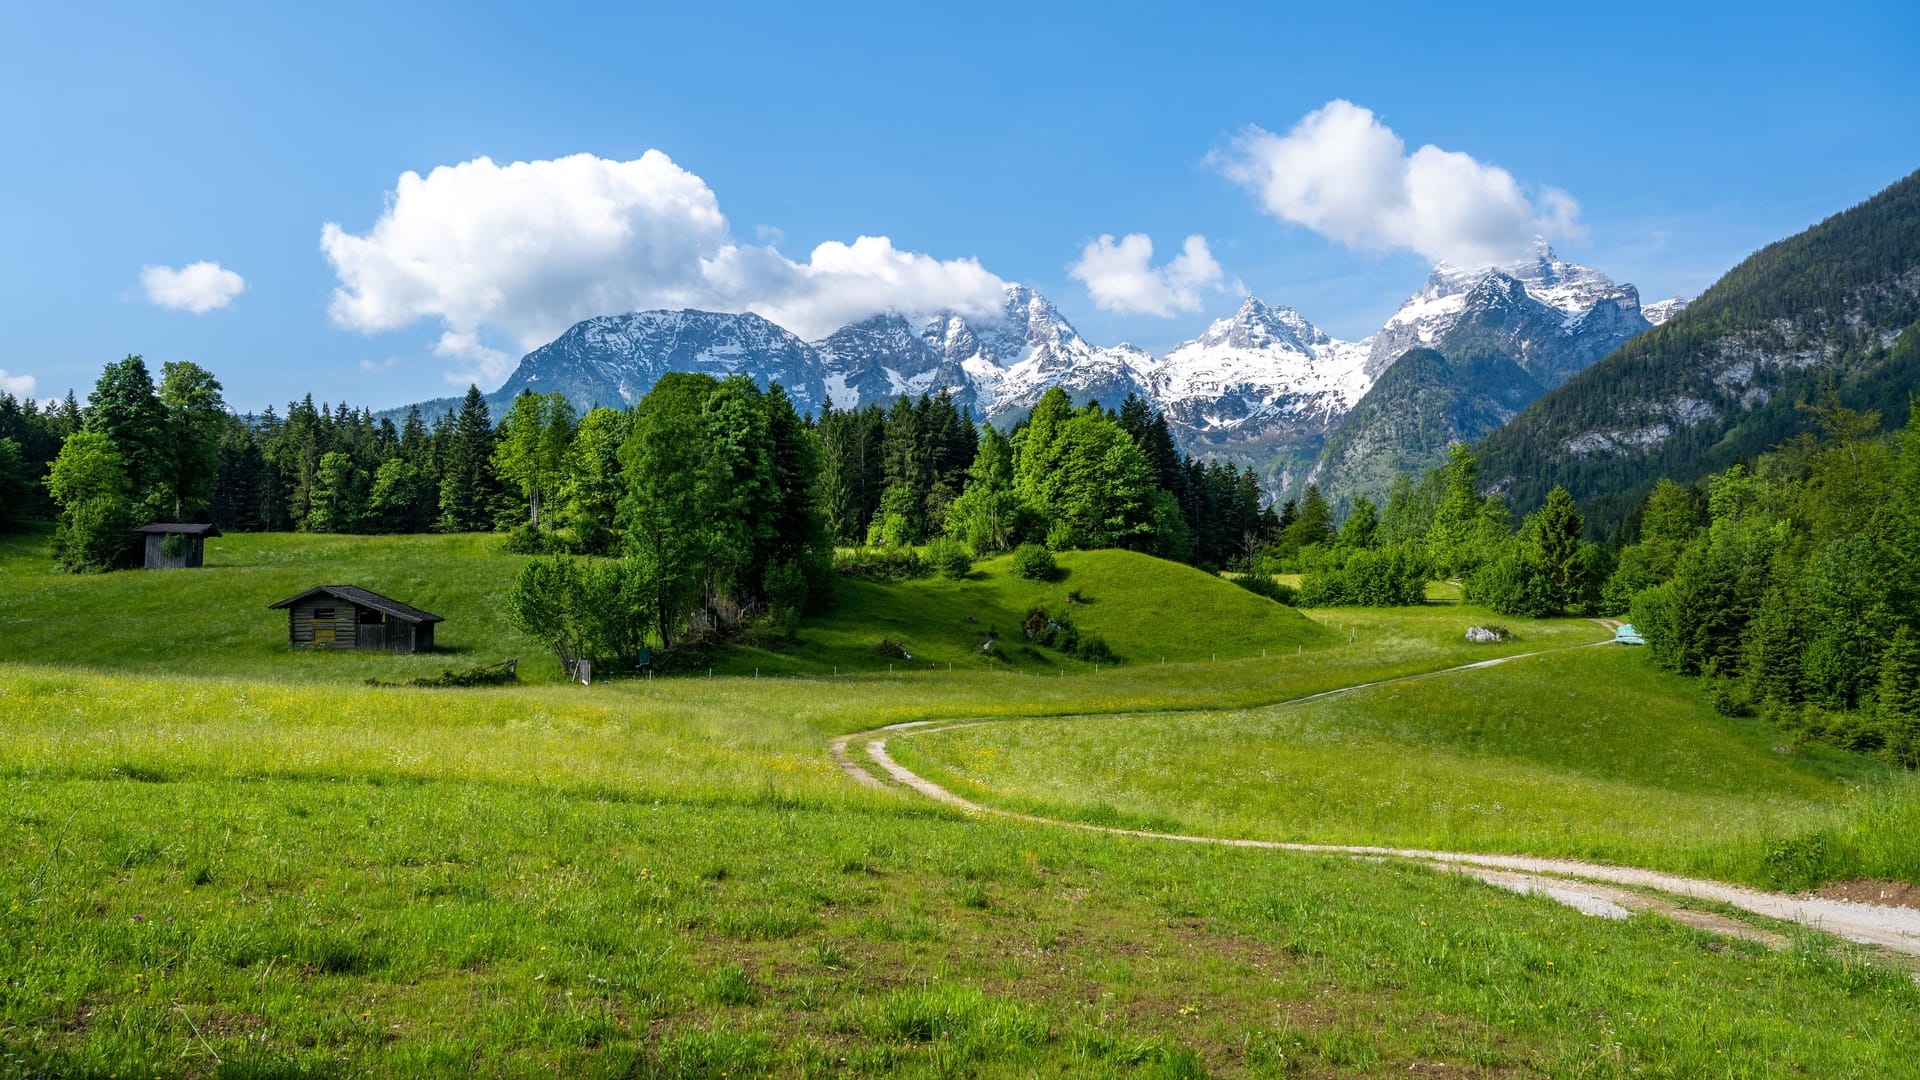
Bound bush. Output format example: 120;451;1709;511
1072;634;1117;664
835;547;928;581
1234;572;1297;605
1297;546;1425;607
926;537;974;580
1010;543;1058;582
51;496;141;573
1020;607;1119;663
502;521;555;554
1466;551;1555;618
865;512;913;550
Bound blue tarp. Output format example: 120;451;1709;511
1614;623;1646;645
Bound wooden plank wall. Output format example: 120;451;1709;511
289;599;360;650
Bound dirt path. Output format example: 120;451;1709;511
830;646;1920;962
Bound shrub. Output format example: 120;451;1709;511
1072;634;1117;664
1234;572;1297;605
835;547;927;581
51;496;141;573
926;537;974;580
502;521;554;554
1019;607;1119;663
1297;546;1425;607
1010;543;1058;582
1466;551;1555;618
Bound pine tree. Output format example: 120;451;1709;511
1747;582;1806;706
1338;496;1380;550
1289;484;1334;549
437;386;496;532
1879;625;1920;767
1529;485;1585;613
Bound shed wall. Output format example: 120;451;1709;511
288;599;360;650
142;535;204;570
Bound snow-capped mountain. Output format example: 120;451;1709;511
494;309;830;415
1363;241;1644;380
1141;297;1370;486
919;285;1155;420
1641;296;1690;325
1304;264;1658;505
815;314;970;411
410;244;1667;502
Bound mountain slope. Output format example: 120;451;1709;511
816;314;971;411
921;286;1154;422
1150;296;1369;488
494;310;830;415
1477;169;1920;526
1305;258;1652;503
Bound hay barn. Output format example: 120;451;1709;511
267;585;443;653
133;522;220;569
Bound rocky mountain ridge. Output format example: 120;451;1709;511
418;244;1683;497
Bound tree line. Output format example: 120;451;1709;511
1615;399;1920;763
1301;390;1920;768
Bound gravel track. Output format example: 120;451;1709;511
828;646;1920;961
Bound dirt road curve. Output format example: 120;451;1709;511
828;647;1920;962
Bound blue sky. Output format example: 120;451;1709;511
2;1;1916;413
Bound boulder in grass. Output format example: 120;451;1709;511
1465;625;1513;643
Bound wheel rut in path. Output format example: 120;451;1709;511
830;646;1920;962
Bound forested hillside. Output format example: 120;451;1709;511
1479;169;1920;529
1308;348;1541;510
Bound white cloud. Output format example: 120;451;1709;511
0;369;35;399
141;261;246;313
321;151;1008;383
1068;233;1224;316
1218;100;1585;268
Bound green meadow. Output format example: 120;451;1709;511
4;529;1919;1076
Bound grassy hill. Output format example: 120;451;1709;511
0;526;554;683
0;530;1330;682
723;548;1333;675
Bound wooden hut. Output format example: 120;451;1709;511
133;522;221;569
267;585;443;653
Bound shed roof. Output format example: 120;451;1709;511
133;522;222;536
267;585;444;624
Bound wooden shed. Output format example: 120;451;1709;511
267;585;443;653
133;522;221;569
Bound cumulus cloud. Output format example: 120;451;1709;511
0;369;35;399
141;261;246;313
321;151;1008;383
1218;100;1585;268
1068;233;1224;316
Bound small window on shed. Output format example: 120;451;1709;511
358;608;384;625
313;607;337;621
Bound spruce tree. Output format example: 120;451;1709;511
1879;625;1920;767
1530;485;1585;613
437;385;496;532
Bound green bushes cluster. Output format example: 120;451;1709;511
925;537;974;580
1021;606;1116;663
1234;572;1297;605
1010;543;1058;582
1298;546;1427;607
835;547;929;581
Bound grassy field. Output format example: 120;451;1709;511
889;646;1920;890
4;528;1920;1074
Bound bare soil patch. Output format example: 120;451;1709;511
1815;879;1920;910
